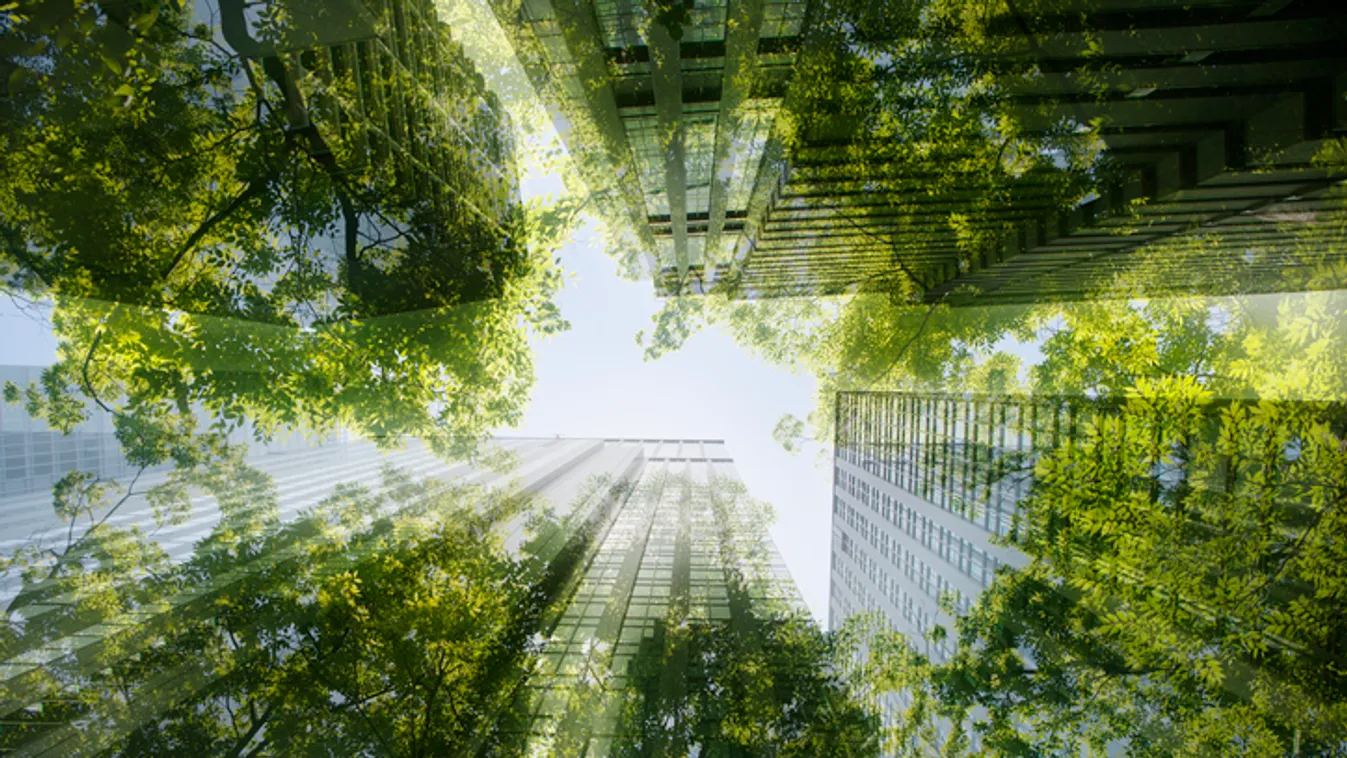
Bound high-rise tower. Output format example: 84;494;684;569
492;0;1347;301
828;392;1041;659
504;439;806;753
487;0;809;293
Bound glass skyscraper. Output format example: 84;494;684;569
827;391;1075;660
486;0;809;293
490;0;1347;301
508;439;804;754
0;432;803;754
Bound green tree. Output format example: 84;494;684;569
854;387;1346;757
0;434;279;753
609;611;881;757
846;272;1347;756
0;460;566;757
1;0;571;460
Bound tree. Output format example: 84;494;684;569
0;459;567;757
609;611;881;757
844;247;1347;756
1;0;571;460
851;386;1346;757
0;434;279;754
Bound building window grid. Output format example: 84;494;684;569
835;438;1023;600
847;393;1070;537
839;491;995;619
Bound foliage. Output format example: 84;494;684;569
613;473;879;757
772;413;807;455
0;461;555;757
611;613;881;757
828;140;1347;756
779;0;1105;283
843;275;1347;755
852;385;1347;757
0;0;572;460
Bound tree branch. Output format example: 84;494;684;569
1238;489;1342;604
80;317;119;417
869;301;941;388
85;466;147;543
840;215;933;291
161;174;274;282
7;466;145;613
222;699;275;758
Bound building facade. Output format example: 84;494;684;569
1;365;152;498
827;391;1073;660
827;390;1078;748
766;0;1347;304
487;0;809;293
508;438;805;754
0;434;804;755
492;0;1347;301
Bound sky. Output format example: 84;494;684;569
507;218;836;622
0;298;58;366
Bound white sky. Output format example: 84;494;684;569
506;217;836;621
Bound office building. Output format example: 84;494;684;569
487;0;809;292
505;439;805;753
827;391;1053;661
0;435;803;755
756;0;1347;303
827;390;1074;749
494;0;1347;301
1;365;154;498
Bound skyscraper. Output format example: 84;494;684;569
486;0;810;293
0;435;807;755
761;0;1347;304
827;390;1078;749
828;391;1046;660
492;0;1347;301
503;439;806;753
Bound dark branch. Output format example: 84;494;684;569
161;174;273;282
